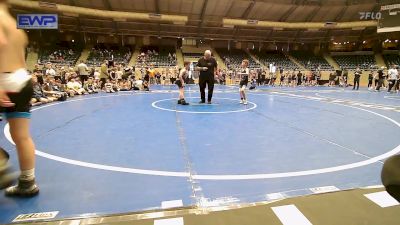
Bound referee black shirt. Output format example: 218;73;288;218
197;57;217;78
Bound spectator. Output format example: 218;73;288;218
388;64;399;93
89;67;95;78
56;66;65;83
45;63;56;78
109;66;117;80
67;78;86;95
94;68;100;80
119;79;132;91
100;60;109;89
77;60;89;84
83;77;99;94
112;80;119;92
342;69;348;87
33;64;44;85
31;75;52;105
42;77;68;101
123;66;133;80
143;80;149;91
132;79;141;90
329;72;336;87
104;79;114;93
116;66;123;81
368;71;373;88
375;67;385;91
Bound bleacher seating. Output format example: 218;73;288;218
332;54;376;70
87;45;132;67
217;49;260;70
252;51;298;71
383;54;400;67
183;53;203;60
290;51;334;71
136;46;176;68
38;45;81;66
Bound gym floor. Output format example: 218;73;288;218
1;85;399;224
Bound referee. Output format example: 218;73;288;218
195;50;218;104
353;67;361;90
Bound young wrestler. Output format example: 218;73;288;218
0;0;39;196
238;59;250;105
176;61;190;105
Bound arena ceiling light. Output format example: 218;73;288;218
173;21;186;25
113;18;127;22
223;24;234;28
63;12;78;17
222;18;377;30
38;1;56;9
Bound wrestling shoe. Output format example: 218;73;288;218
5;178;39;197
181;99;189;105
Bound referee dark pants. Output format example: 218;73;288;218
199;75;214;103
100;78;107;89
376;79;383;91
257;77;262;86
80;75;88;84
388;79;396;92
353;77;360;90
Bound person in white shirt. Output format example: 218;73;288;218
388;64;399;93
67;78;86;95
45;63;56;77
269;63;276;86
94;69;100;80
132;79;142;90
116;67;123;81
